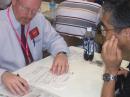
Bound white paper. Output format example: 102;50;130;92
0;85;60;97
16;66;73;89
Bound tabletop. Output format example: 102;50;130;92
0;46;129;97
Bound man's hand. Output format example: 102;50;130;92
117;67;129;77
1;72;29;96
51;52;69;75
101;36;122;74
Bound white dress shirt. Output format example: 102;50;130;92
0;6;69;83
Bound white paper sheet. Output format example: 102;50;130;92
16;66;73;89
0;85;60;97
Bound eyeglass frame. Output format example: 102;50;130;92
96;22;126;36
17;0;40;16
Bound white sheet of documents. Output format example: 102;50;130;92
16;66;73;89
0;85;60;97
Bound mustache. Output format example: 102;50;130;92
24;18;32;21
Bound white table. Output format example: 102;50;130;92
0;46;129;97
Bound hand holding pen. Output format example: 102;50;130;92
1;72;29;96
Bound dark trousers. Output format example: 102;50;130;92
116;72;130;97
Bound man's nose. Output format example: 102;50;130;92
27;10;33;18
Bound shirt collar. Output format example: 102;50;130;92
9;6;20;29
9;6;31;30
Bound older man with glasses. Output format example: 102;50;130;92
101;0;130;97
0;0;69;96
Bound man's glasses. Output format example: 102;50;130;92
18;0;39;16
96;22;124;36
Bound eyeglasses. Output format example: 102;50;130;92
17;0;39;16
96;22;124;36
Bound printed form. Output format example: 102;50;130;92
0;85;60;97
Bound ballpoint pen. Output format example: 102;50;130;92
16;74;25;87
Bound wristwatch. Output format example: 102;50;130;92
103;73;117;82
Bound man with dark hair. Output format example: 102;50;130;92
101;0;130;97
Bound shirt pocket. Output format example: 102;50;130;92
32;35;43;60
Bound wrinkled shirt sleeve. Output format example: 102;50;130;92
39;15;69;56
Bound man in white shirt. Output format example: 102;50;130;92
0;0;69;96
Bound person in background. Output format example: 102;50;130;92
0;0;69;96
55;0;102;48
0;0;11;10
101;0;130;97
96;0;104;5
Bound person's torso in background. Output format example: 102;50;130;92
55;0;102;38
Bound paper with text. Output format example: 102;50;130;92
0;85;60;97
17;66;73;89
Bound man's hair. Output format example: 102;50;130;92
103;0;130;31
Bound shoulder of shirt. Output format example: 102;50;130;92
33;12;46;20
0;19;9;34
0;20;9;28
0;19;7;25
31;12;47;27
0;9;13;27
0;10;9;26
0;8;8;20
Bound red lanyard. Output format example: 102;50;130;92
7;7;31;61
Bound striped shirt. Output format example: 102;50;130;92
55;0;102;38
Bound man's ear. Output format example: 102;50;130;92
123;28;130;40
105;30;114;40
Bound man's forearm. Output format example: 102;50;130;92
101;80;116;97
101;69;118;97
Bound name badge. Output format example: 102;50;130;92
29;27;39;40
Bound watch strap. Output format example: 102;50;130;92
103;73;117;82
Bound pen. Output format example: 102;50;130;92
17;74;20;77
17;74;25;87
33;39;35;47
